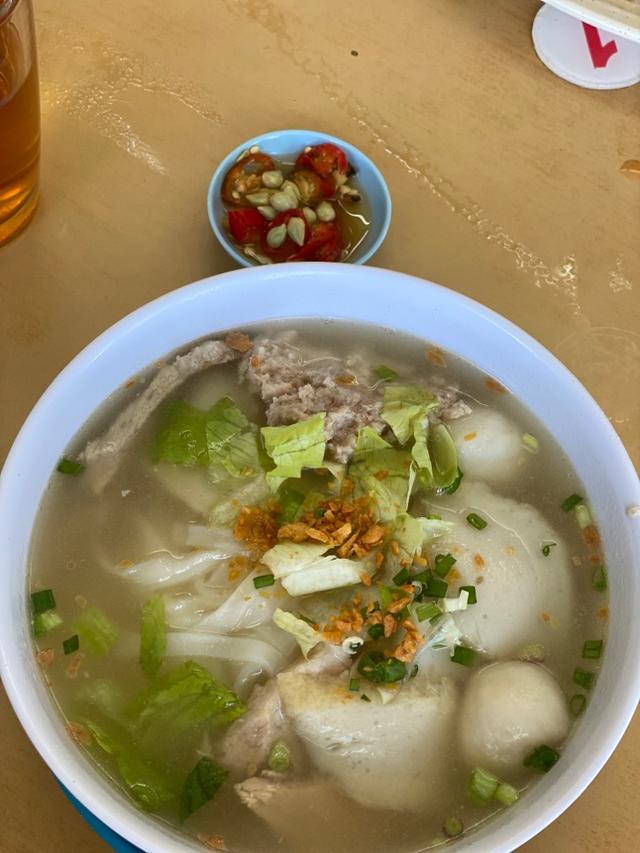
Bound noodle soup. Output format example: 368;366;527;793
29;320;608;852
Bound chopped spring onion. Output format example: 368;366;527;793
592;565;607;592
434;553;456;578
360;693;371;702
374;365;398;382
314;506;324;518
569;694;587;716
573;667;595;689
367;623;385;640
34;611;63;637
268;740;290;773
451;645;476;667
523;744;560;772
466;513;487;530
541;542;556;557
416;601;442;623
424;575;448;598
62;634;80;655
378;585;394;610
357;650;406;683
253;574;275;589
495;782;519;807
392;567;410;586
410;664;419;679
582;639;603;659
443;816;463;838
574;503;592;529
522;433;538;453
468;767;499;802
428;613;463;653
561;493;583;512
31;589;56;614
56;457;85;476
442;467;463;495
442;589;470;613
349;678;360;692
460;585;477;605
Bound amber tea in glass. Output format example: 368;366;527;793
0;0;40;246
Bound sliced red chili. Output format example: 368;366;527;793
290;221;344;262
292;169;334;204
227;208;268;244
295;143;349;180
221;153;275;205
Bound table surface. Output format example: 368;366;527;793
1;0;639;850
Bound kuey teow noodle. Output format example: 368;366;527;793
29;321;608;852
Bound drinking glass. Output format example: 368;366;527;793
0;0;40;246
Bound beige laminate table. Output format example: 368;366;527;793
1;1;639;850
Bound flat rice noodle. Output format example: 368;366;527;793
164;592;225;629
165;631;295;679
114;549;229;588
153;464;217;517
191;573;293;634
184;524;247;553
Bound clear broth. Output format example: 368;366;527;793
29;320;607;852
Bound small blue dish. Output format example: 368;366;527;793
206;128;392;267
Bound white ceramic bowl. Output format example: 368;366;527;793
1;264;639;853
206;129;392;266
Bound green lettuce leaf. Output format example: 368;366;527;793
208;474;270;526
348;428;415;521
152;397;263;480
419;516;456;541
429;423;459;488
411;419;433;484
152;401;210;467
262;542;362;596
384;512;423;578
279;559;363;596
273;608;321;658
381;385;438;444
384;512;454;578
128;661;246;743
276;482;307;522
411;419;459;491
76;679;126;720
393;512;425;556
139;594;166;678
351;426;390;459
85;720;177;811
261;413;327;489
180;757;227;822
262;541;331;577
205;397;262;480
74;607;118;655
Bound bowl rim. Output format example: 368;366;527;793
1;263;639;853
206;128;392;267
